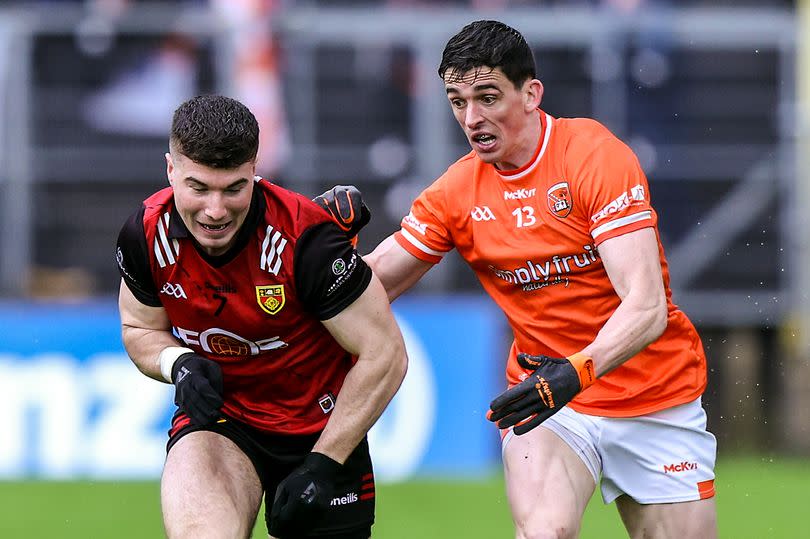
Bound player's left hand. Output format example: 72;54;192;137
314;185;371;241
488;353;596;435
268;452;342;538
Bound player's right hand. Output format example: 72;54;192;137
171;353;224;426
313;185;371;241
488;353;595;435
269;452;342;537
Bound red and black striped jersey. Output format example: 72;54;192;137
116;178;372;435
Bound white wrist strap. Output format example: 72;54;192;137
158;346;194;383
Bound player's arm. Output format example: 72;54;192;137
364;234;433;302
289;220;409;461
119;281;224;425
489;227;667;435
116;208;180;382
314;185;436;302
314;273;408;462
116;210;224;425
269;229;407;537
579;226;667;375
118;279;177;382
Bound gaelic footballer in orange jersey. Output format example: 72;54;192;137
395;109;707;418
353;19;717;539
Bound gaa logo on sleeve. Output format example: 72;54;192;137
256;284;285;315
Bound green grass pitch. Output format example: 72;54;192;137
0;457;804;538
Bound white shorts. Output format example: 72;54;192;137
502;397;717;504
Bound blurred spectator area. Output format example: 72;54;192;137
32;8;219;291
0;3;796;328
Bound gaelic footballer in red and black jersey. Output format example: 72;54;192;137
116;178;372;435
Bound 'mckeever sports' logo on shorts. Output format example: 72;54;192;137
663;461;698;473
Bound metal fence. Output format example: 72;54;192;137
0;4;798;329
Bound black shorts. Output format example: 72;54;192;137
167;413;374;538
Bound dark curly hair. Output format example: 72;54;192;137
169;95;259;169
438;20;536;89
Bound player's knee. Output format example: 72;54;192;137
164;505;254;539
166;522;250;539
515;521;579;539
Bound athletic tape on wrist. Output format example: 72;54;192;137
158;346;194;383
567;353;596;390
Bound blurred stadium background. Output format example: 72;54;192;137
1;0;809;537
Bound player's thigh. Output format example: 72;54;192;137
162;430;263;539
503;425;596;539
615;495;717;539
599;399;716;505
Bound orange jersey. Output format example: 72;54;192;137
396;110;706;417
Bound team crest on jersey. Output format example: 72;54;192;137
256;285;285;315
547;182;573;218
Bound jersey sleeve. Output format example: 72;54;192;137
294;222;373;320
116;207;161;306
570;133;656;246
394;177;455;264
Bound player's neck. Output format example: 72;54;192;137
495;111;544;173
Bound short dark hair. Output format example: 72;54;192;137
169;95;259;169
438;20;536;88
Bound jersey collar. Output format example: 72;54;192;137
496;109;553;181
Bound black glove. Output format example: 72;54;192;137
269;452;342;539
171;353;224;426
313;185;371;240
269;452;342;538
488;353;595;435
